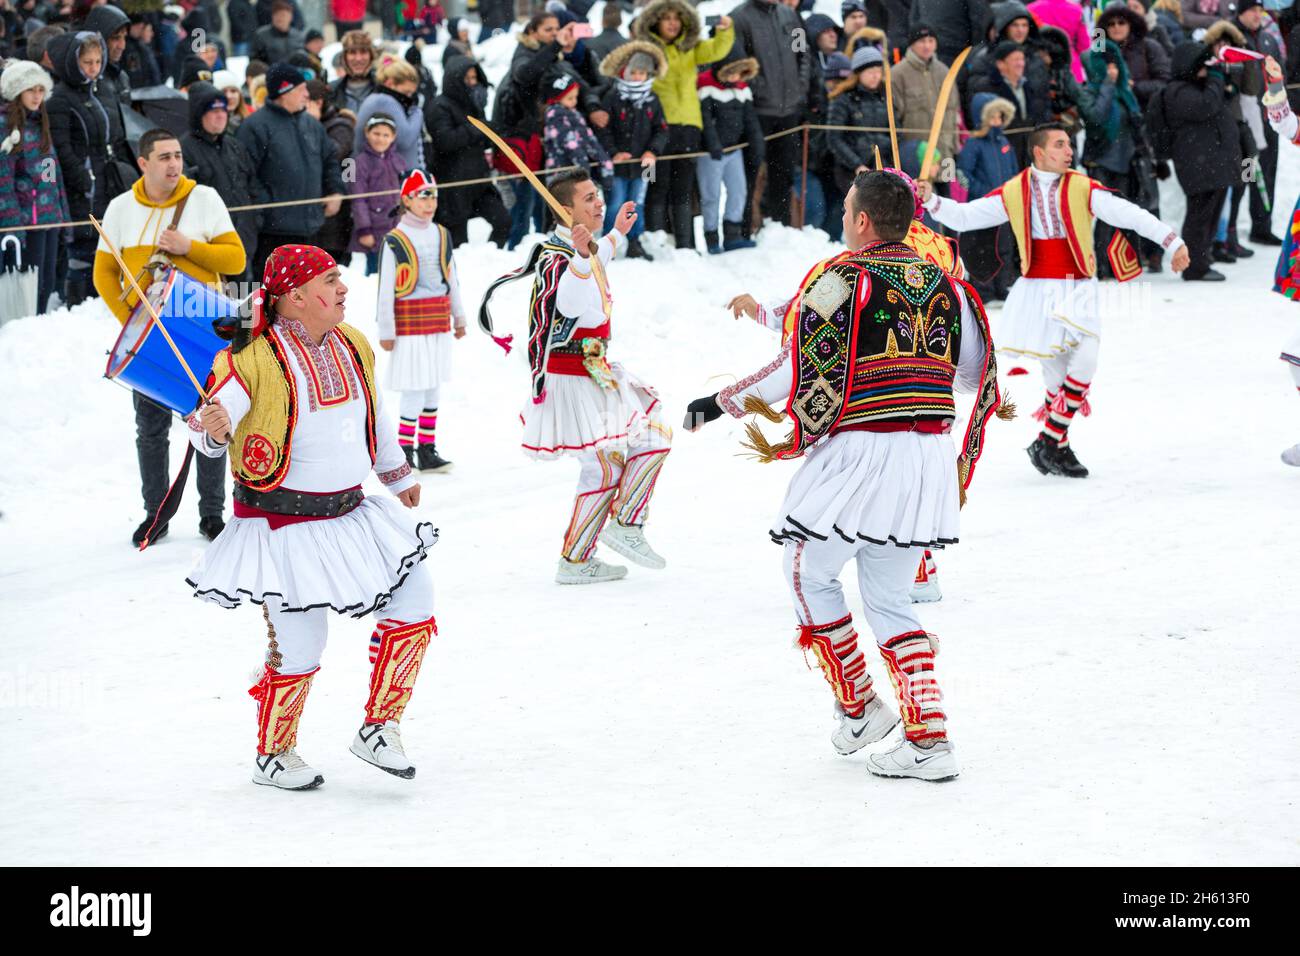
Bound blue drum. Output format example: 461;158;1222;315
105;268;239;415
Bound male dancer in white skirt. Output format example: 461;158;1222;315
377;169;466;473
686;171;1008;780
479;170;672;584
188;245;440;790
917;123;1190;478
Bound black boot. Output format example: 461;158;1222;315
417;444;453;472
132;515;168;547
1145;253;1163;274
626;235;653;260
1051;443;1090;478
199;515;225;541
704;229;722;255
1249;228;1283;246
671;203;696;250
402;445;416;469
1211;241;1236;264
1026;436;1062;476
1225;231;1254;258
722;220;755;251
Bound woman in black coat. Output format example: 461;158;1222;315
426;56;510;247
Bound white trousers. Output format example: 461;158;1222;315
265;563;436;675
1039;334;1100;394
783;536;922;644
398;387;441;418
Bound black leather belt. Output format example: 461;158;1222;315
233;485;364;518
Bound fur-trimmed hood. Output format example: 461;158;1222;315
716;56;760;85
600;39;669;79
1097;1;1148;42
633;0;702;53
842;25;887;55
1037;25;1073;67
973;92;1016;128
1202;20;1246;48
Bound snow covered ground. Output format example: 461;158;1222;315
2;15;1299;863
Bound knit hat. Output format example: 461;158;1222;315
546;74;578;104
212;69;240;92
305;28;324;43
908;22;937;46
1238;0;1263;11
265;61;307;99
841;0;866;17
0;60;53;102
851;45;883;72
993;39;1025;63
823;52;852;80
179;58;214;88
626;50;656;75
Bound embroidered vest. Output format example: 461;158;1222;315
998;168;1097;277
209;322;378;490
787;243;961;455
385;223;452;299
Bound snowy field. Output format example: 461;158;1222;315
3;15;1300;865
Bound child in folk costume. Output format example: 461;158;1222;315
377;169;466;473
479;171;671;584
188;245;439;790
918;123;1190;478
686;171;1008;781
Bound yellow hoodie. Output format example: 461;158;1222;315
93;176;246;324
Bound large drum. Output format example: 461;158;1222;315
105;268;239;415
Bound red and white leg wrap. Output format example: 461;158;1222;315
248;664;318;756
364;614;436;725
879;630;946;744
612;445;670;527
796;615;878;719
561;449;621;562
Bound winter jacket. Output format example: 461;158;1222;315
588;28;629;64
543;102;613;187
348;142;406;251
633;0;736;127
235;100;345;236
123;35;163;89
0;127;22;230
826;83;892;172
957;95;1021;199
865;0;912;57
1102;3;1173;109
961;2;1050;125
330;71;378;115
697;66;764;161
181;84;261;270
1027;0;1091;82
1080;44;1142;175
353;86;425;170
599;85;669;171
1163;44;1241;192
968;59;1052;165
893;47;961;167
331;0;367;23
908;0;992;65
251;24;305;65
727;0;810;119
494;34;597;142
1037;25;1102;135
424;57;496;225
46;31;129;244
3;109;70;229
84;5;133;102
1155;3;1187;48
229;0;259;44
1235;13;1285;96
256;0;304;29
1180;0;1236;31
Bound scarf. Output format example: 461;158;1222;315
616;77;654;106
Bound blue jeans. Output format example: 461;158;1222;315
696;152;746;232
794;170;843;240
603;176;647;238
231;41;249;57
507;179;545;250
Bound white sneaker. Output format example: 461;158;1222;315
253;748;324;790
1282;443;1300;466
910;576;942;603
866;737;960;782
350;721;415;779
831;698;900;755
555;556;629;584
598;522;666;569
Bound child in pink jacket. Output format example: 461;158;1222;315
1028;0;1092;83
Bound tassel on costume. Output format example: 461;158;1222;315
742;394;786;424
996;396;1017;420
492;333;514;354
740;420;796;463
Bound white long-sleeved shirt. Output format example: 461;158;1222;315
719;281;988;419
554;225;621;329
924;166;1183;256
375;214;466;340
188;317;415;494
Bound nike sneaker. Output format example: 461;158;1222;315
865;738;960;782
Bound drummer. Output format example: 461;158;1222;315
94;126;247;547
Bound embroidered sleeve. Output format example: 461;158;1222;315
377;462;413;485
756;296;793;333
1090;189;1185;255
717;340;793;418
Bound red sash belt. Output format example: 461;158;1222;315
1024;237;1088;279
395;296;452;335
545;326;611;376
835;420;951;435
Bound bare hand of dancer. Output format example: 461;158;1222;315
571;222;593;253
915;180;933;204
727;293;758;320
380;339;394;351
1170;245;1190;273
396;484;421;508
613;201;637;235
1265;55;1283;83
199;398;231;443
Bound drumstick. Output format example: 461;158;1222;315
90;216;231;440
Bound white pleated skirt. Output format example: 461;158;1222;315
186;496;439;616
771;430;961;549
996;276;1100;359
521;362;660;460
1281;330;1300;367
387;333;453;392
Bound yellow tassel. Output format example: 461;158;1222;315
958;482;968;508
740;421;796;462
996;392;1017;421
742;394;786;424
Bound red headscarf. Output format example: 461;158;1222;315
248;244;338;338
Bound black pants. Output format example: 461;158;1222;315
134;392;226;519
645;124;701;247
1091;166;1136;279
1183;186;1228;276
252;233;312;288
333;19;364;37
1248;121;1279;236
750;113;802;227
24;227;61;314
440;186;511;248
961;224;1016;301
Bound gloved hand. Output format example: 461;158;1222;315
710;148;724;162
683;394;723;431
